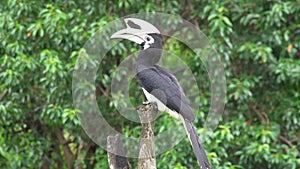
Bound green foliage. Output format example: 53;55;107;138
1;0;300;168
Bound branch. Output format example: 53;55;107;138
107;103;158;169
75;140;87;169
0;88;8;101
248;101;269;124
279;135;293;147
107;134;131;169
97;84;110;96
76;145;84;169
279;135;300;158
55;128;74;169
137;103;158;169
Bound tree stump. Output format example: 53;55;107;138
107;134;131;169
107;102;158;169
137;102;157;169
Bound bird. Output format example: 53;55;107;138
111;18;211;169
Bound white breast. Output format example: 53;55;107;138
142;88;180;119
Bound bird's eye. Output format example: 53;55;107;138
145;36;154;44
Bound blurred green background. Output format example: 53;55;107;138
1;0;300;168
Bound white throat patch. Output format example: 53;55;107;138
142;35;155;50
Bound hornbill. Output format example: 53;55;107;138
111;18;211;169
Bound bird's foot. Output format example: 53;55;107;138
143;101;150;105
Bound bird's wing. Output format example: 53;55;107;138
154;66;211;168
137;65;211;168
136;65;195;121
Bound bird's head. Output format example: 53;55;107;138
111;18;162;50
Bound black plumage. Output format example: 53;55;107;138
111;22;211;168
136;64;195;121
135;34;210;168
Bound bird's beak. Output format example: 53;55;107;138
111;29;146;44
111;18;160;44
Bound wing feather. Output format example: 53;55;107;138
136;65;195;121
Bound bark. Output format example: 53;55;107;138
56;128;74;169
137;103;157;169
107;134;131;169
107;102;158;169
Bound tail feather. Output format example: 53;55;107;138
182;118;211;169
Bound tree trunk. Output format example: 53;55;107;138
137;103;157;169
107;102;158;169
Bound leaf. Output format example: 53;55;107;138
222;16;232;27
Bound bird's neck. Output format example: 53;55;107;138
136;48;162;72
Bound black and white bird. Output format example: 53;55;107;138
111;18;211;169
